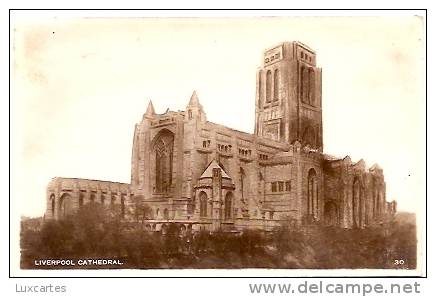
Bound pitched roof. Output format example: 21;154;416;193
199;159;231;179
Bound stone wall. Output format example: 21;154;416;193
46;177;131;220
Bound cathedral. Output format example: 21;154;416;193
46;41;393;232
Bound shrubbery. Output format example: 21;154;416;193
20;206;416;269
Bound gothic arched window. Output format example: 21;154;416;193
352;178;363;228
301;67;309;103
163;208;169;220
266;70;272;103
307;169;318;219
50;194;55;217
199;191;207;217
153;130;174;193
308;68;315;105
224;192;233;220
273;69;279;101
59;193;72;218
258;71;263;105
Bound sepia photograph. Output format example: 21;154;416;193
10;11;426;276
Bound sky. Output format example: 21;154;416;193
11;14;425;218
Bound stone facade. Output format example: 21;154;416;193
46;41;394;231
46;178;130;220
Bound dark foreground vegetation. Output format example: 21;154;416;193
21;204;416;269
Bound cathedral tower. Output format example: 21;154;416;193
254;41;323;150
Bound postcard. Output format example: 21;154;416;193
10;11;426;277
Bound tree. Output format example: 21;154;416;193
131;195;153;224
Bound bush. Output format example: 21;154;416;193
20;211;417;269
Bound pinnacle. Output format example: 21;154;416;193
188;90;200;107
145;100;155;116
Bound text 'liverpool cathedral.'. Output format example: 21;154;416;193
46;41;397;231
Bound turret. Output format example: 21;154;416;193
186;91;206;122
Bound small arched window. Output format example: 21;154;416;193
199;191;207;217
163;208;169;220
